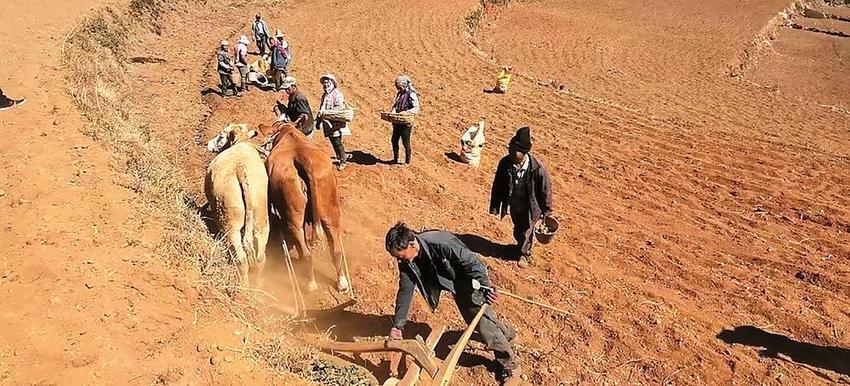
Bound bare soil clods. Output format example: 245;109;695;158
1;0;848;384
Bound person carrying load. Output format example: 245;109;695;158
388;75;419;165
316;74;352;171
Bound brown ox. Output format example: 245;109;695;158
262;121;348;292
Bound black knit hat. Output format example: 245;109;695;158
508;126;532;153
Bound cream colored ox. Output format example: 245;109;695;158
205;123;270;287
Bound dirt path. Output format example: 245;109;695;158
0;1;288;384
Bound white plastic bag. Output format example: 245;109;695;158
460;120;485;167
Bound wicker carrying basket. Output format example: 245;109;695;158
380;111;415;125
317;106;355;123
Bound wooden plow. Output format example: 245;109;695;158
305;305;490;385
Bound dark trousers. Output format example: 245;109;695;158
256;37;267;56
330;135;346;165
510;204;534;257
391;123;413;164
219;73;238;96
237;66;250;91
455;289;517;370
273;68;287;91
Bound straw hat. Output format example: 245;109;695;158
220;40;229;46
275;29;284;38
238;35;250;45
320;73;337;87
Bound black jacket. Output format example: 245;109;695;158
489;153;554;223
284;91;314;135
393;231;491;329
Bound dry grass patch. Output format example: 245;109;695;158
63;0;238;292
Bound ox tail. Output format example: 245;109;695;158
236;166;257;266
300;158;323;243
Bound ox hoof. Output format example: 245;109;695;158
306;280;319;292
337;276;350;292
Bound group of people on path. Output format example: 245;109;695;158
217;14;291;97
271;74;353;169
213;13;553;386
267;73;421;170
215;14;424;171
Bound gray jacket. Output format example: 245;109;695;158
252;20;269;41
216;48;232;75
393;231;491;329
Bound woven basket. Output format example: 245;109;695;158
380;112;415;125
318;102;356;123
318;108;355;123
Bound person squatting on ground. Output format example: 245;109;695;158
252;14;269;56
389;75;419;165
316;74;351;171
495;65;513;93
234;36;251;92
217;40;240;97
270;30;292;91
276;76;314;137
385;223;521;384
489;126;554;268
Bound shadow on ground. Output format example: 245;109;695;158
456;233;517;262
444;151;465;164
717;325;850;377
348;150;393;166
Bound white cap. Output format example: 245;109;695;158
280;76;296;89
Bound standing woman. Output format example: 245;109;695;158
234;35;251;92
389;75;419;165
316;74;351;171
269;30;290;91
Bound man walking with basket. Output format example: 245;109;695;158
316;74;352;171
489;126;554;268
